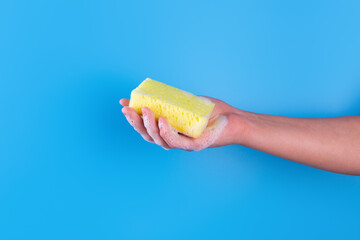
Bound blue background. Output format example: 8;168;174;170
1;0;360;239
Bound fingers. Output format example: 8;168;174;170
120;100;225;152
119;99;130;106
121;105;171;150
122;106;154;143
158;117;197;151
142;108;170;150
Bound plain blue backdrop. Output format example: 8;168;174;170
1;0;360;239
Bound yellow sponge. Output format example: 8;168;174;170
129;78;215;138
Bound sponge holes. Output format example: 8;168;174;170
171;114;179;121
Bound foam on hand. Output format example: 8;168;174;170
129;78;215;138
194;115;228;151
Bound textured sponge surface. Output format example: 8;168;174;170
129;78;215;138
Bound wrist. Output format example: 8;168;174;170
225;110;253;146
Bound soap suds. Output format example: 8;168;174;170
197;96;213;105
142;109;170;150
192;115;228;151
143;113;157;142
159;115;228;152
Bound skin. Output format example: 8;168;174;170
120;97;360;175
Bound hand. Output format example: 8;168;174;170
120;96;241;151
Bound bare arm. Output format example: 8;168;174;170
120;97;360;175
231;110;360;175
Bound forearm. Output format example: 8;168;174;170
228;109;360;175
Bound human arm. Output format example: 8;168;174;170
120;97;360;175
